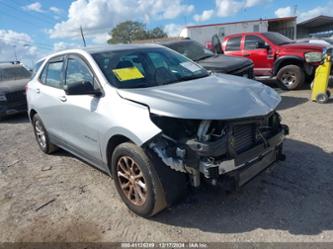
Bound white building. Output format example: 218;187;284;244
181;17;297;45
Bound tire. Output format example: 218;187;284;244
111;143;168;217
277;65;305;90
316;93;329;104
32;114;58;154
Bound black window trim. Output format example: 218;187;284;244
38;55;65;90
244;35;266;50
63;53;105;97
225;36;242;51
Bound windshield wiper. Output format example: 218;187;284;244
177;74;209;82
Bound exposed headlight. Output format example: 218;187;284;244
304;52;322;63
0;93;7;102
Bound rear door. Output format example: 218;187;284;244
223;35;243;57
33;56;67;140
243;35;273;76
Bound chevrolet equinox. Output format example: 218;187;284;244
27;44;288;217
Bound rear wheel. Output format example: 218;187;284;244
277;65;305;90
32;114;58;154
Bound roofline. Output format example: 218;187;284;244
186;16;297;29
297;15;333;26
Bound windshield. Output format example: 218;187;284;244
262;32;294;45
165;40;214;61
92;47;209;89
0;66;31;81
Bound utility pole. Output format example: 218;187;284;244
80;26;86;47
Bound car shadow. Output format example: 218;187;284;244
0;113;29;124
153;138;333;236
277;96;308;110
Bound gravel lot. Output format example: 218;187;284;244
0;85;333;242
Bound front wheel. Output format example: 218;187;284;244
277;65;305;90
111;143;167;217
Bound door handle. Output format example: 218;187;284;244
36;88;40;94
58;96;67;102
243;53;250;56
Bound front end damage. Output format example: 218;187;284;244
147;112;289;188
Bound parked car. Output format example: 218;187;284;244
27;45;288;217
0;62;31;120
219;32;325;90
161;39;254;79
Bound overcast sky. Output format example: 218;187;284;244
0;0;332;67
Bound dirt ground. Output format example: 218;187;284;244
0;84;333;242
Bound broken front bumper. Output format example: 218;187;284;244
199;126;288;186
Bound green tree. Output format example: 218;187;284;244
107;21;168;44
108;21;147;44
147;27;168;39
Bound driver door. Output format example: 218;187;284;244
59;54;104;163
243;35;273;76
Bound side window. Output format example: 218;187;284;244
245;35;266;50
65;57;94;89
46;61;64;89
225;36;241;51
39;58;64;89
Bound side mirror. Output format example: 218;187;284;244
64;80;102;96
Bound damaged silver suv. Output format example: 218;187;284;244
27;44;288;217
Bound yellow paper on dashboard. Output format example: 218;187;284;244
112;67;144;81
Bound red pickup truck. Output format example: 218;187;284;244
217;32;325;90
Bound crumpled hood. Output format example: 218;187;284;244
117;74;281;120
0;78;29;93
198;55;253;73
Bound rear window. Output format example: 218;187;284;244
225;36;242;51
0;66;31;81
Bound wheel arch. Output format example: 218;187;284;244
29;109;37;121
105;134;135;172
273;56;305;75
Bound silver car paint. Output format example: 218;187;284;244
27;49;161;172
118;73;281;120
27;46;280;173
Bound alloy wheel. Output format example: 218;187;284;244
116;156;147;206
280;71;297;87
35;120;47;149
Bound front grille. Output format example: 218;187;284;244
232;123;256;153
5;90;26;102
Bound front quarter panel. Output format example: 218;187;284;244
99;92;161;164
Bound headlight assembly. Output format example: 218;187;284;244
304;52;323;63
0;93;7;102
